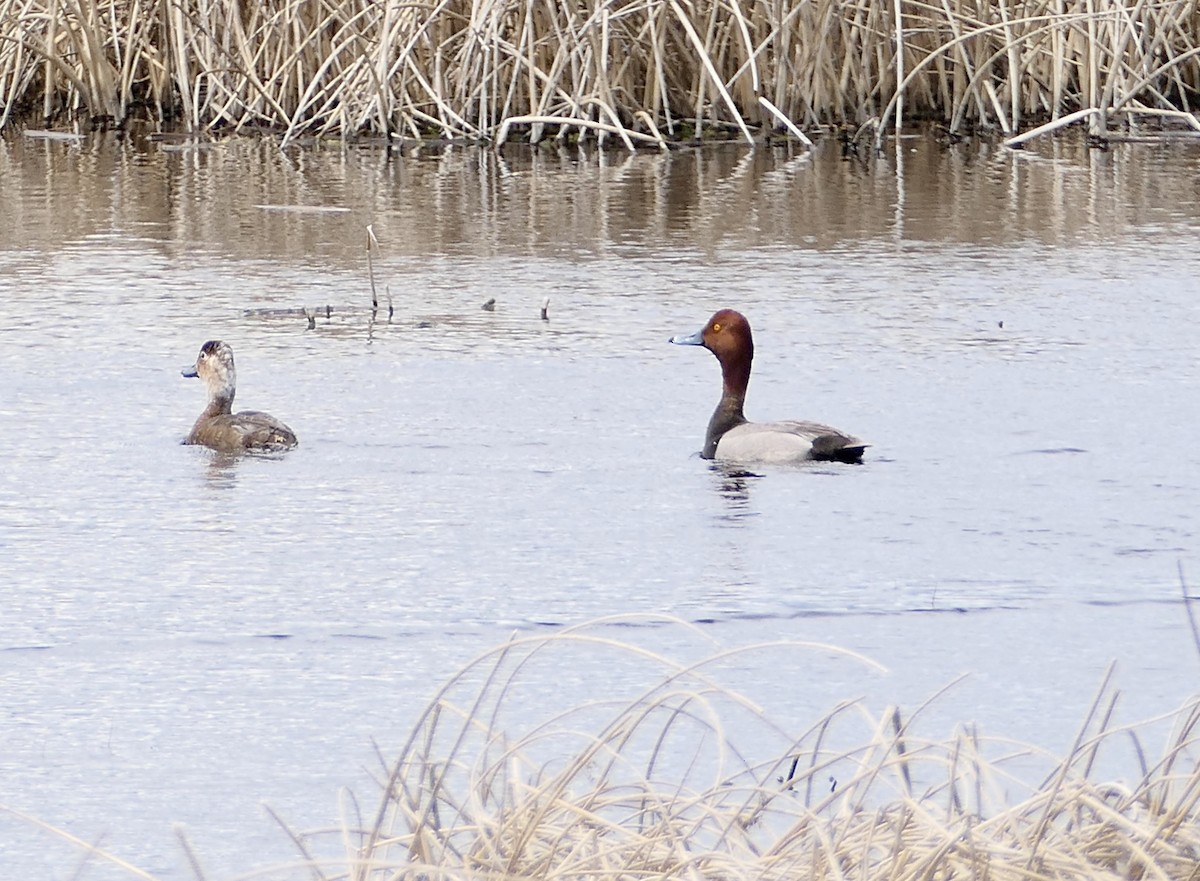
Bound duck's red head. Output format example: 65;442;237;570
696;309;753;367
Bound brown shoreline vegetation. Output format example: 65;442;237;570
6;624;1200;880
1;0;1199;148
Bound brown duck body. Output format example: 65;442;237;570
182;340;298;453
186;409;297;452
670;309;866;464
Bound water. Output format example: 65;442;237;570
1;130;1199;878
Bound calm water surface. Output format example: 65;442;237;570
1;131;1199;877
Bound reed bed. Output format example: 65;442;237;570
1;0;1198;146
5;619;1200;879
277;621;1200;881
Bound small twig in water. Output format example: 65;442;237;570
174;826;209;881
1180;561;1200;667
540;297;550;321
366;225;380;310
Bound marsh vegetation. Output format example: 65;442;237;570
2;0;1199;146
14;624;1200;880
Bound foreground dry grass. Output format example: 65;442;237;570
1;0;1198;145
6;620;1200;880
318;627;1200;881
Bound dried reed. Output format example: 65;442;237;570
309;620;1200;881
1;0;1198;145
4;619;1200;880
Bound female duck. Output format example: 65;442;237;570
670;309;866;464
181;340;298;452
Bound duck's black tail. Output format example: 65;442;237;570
811;435;868;464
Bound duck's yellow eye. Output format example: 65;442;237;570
712;323;721;332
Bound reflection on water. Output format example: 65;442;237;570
710;463;760;527
3;129;1200;263
201;452;242;490
3;130;1200;878
194;449;299;491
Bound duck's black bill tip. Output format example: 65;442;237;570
669;329;704;346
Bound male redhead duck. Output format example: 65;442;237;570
670;309;866;464
181;340;298;452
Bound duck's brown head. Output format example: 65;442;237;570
670;309;754;370
182;340;237;412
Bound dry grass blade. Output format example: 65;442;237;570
0;804;161;881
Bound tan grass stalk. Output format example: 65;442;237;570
496;113;661;148
893;0;904;135
0;804;161;881
1023;662;1117;872
1003;106;1102;146
328;624;1200;881
666;0;754;145
758;95;814;145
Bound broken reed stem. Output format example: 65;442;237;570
1003;106;1101;146
366;224;379;311
1;0;1198;144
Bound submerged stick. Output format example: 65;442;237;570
540;297;549;321
246;305;352;318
